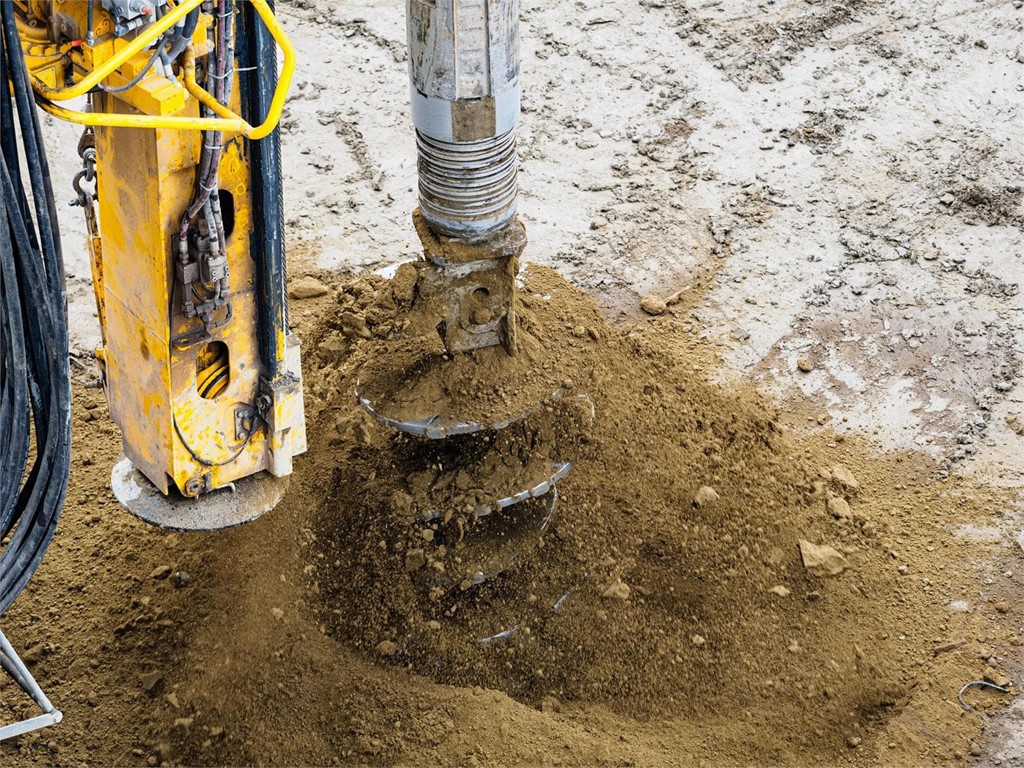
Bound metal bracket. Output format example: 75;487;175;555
234;406;256;441
0;629;62;742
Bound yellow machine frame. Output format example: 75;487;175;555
16;0;306;505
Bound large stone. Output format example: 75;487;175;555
288;275;330;299
798;539;848;577
831;464;860;493
692;485;720;508
602;579;631;600
640;294;667;316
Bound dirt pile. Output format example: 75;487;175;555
304;267;1022;750
1;266;1021;767
312;266;910;723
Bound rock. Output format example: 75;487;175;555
270;607;285;621
318;336;348;363
338;311;372;339
391;490;414;516
391;263;420;308
140;672;163;693
983;666;1011;688
149;565;172;580
768;585;791;597
171;570;191;588
796;357;813;373
288;275;330;299
798;540;848;577
602;579;631;600
586;9;622;24
692;486;720;508
994;600;1009;613
376;640;398;656
969;742;983;757
897;565;909;575
405;549;427;572
826;494;852;520
640;294;667;316
830;464;860;492
691;634;706;647
940;192;955;206
847;735;862;749
932;639;966;655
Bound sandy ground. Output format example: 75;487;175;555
29;0;1024;763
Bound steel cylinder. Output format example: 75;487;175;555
407;0;521;239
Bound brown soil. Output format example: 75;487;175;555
1;266;1021;767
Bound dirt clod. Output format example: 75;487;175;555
640;294;668;315
831;464;859;493
692;485;720;508
288;275;330;299
798;539;848;576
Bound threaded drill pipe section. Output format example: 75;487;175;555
417;129;518;239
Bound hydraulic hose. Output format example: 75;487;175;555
0;2;72;618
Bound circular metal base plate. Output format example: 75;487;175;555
111;455;288;531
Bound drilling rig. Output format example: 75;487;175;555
0;0;567;743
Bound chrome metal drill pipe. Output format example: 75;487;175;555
407;0;521;240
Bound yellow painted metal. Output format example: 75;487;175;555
37;99;248;133
32;0;204;101
93;89;305;498
12;1;307;502
22;0;295;139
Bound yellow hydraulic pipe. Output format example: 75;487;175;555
35;98;247;132
181;1;296;140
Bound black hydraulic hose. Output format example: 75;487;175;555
98;37;166;94
238;0;287;380
0;1;72;618
177;2;230;261
166;8;200;63
1;6;64;303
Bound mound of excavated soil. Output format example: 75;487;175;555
2;266;1021;767
305;266;1022;745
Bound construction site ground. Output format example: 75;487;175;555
3;0;1023;764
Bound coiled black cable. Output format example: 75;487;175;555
0;2;72;618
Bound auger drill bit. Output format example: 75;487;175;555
355;0;591;643
408;0;524;354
